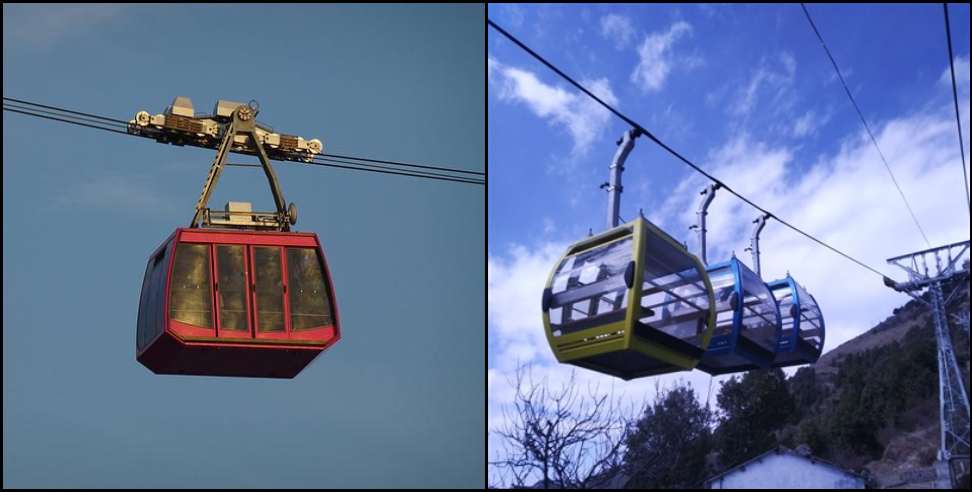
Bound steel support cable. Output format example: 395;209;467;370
800;4;931;247
3;105;130;135
324;152;484;176
943;3;971;217
3;96;129;124
310;155;484;184
487;18;889;278
3;102;129;130
2;103;484;185
309;157;484;185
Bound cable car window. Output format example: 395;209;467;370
548;237;632;336
169;243;212;328
798;286;823;350
738;267;778;352
772;284;797;345
217;245;249;333
639;259;711;348
707;266;737;338
254;246;285;332
137;251;162;350
287;248;332;330
152;244;170;339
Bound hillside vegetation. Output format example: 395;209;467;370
622;273;970;489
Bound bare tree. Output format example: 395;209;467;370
489;364;632;489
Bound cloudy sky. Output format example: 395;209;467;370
3;4;484;488
488;3;970;485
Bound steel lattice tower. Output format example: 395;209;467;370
885;240;970;488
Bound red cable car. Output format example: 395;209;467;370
134;97;340;378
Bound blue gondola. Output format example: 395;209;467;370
766;275;825;367
696;256;782;375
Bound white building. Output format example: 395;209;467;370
704;446;866;489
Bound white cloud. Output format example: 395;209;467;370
497;4;525;28
732;53;797;117
2;5;123;49
939;55;970;91
489;56;619;157
600;13;636;50
630;21;700;93
791;109;832;138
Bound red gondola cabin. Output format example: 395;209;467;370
136;228;340;378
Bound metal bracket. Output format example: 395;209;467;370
605;128;641;228
746;213;771;276
189;101;294;231
693;182;722;265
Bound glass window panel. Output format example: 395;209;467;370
153;245;169;338
254;246;284;332
136;253;157;350
705;266;737;338
772;284;797;345
169;243;212;328
549;237;632;335
287;248;333;330
217;245;249;333
738;266;778;351
640;261;711;347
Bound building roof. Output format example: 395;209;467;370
703;445;867;487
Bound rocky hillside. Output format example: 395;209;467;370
780;272;970;488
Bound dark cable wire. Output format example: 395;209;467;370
324;152;485;176
943;3;971;217
2;102;484;185
3;102;129;130
487;18;889;278
309;157;484;185
3;105;130;135
799;3;931;247
3;96;129;125
311;154;484;183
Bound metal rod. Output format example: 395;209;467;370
694;183;720;265
605;129;640;228
750;214;771;276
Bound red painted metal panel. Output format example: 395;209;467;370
179;228;318;247
209;243;220;334
281;245;292;335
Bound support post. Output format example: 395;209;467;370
691;183;720;265
604;129;640;228
749;213;771;276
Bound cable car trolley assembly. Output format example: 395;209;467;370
134;97;340;378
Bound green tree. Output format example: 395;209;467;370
623;382;712;489
715;368;794;468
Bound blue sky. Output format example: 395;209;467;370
488;4;970;485
3;4;483;488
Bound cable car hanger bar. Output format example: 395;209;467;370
747;213;772;276
487;18;887;279
186;100;295;231
689;182;722;266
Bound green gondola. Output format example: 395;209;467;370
541;217;716;380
